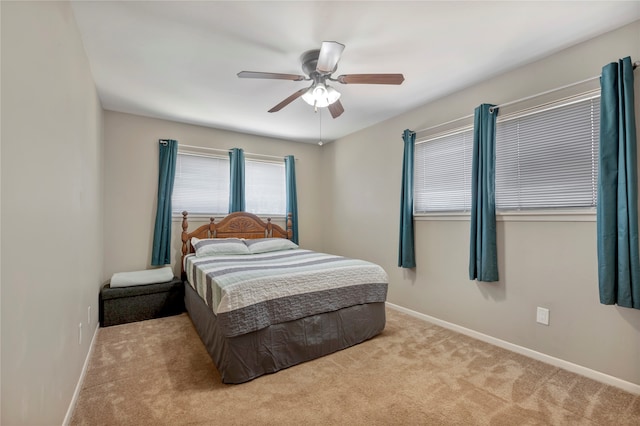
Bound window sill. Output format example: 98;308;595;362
415;212;470;221
415;209;596;222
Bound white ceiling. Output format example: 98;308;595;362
71;1;640;144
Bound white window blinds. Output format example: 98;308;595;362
495;95;600;210
172;153;230;215
413;93;600;213
414;129;473;213
245;159;286;215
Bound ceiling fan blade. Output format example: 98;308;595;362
268;88;308;113
337;74;405;85
328;100;344;119
238;71;306;81
316;41;345;74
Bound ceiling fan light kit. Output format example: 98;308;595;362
301;83;341;109
237;41;404;119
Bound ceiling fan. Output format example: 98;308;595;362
237;41;405;119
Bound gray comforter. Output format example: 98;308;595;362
184;249;388;337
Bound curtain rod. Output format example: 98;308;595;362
489;60;639;113
411;59;640;134
174;143;296;161
414;113;474;135
488;75;598;113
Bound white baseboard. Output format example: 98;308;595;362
62;323;100;426
385;302;640;395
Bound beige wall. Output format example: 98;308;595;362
320;21;640;386
103;111;323;280
1;1;104;424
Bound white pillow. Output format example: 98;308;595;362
244;238;298;254
191;237;249;257
110;266;174;288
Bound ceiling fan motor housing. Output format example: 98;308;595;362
301;49;334;77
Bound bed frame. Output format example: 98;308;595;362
179;211;386;384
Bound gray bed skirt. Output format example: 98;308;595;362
184;282;386;384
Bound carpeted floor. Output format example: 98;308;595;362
70;308;640;425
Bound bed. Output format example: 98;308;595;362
180;211;388;384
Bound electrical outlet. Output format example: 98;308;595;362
88;306;91;326
79;323;83;345
536;307;550;325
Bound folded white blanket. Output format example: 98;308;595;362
110;266;174;288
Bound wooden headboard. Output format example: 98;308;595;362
180;211;293;275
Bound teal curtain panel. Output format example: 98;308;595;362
469;104;499;282
229;148;246;212
597;56;639;309
285;155;299;244
398;129;416;268
151;139;178;266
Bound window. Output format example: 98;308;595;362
245;159;286;215
495;95;599;210
172;153;230;215
414;93;600;214
172;151;286;216
414;129;473;213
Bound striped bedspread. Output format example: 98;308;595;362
184;249;388;337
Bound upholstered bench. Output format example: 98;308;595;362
99;277;184;327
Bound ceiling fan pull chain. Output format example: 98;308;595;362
318;108;323;146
